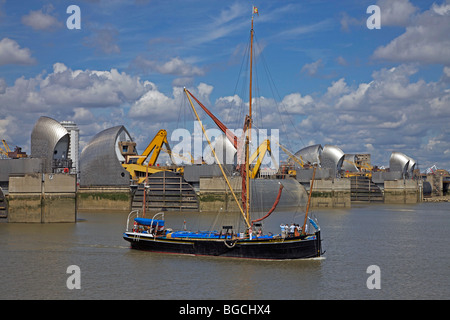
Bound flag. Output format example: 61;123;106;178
253;6;259;16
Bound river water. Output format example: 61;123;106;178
0;202;448;300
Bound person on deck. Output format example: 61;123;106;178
280;224;287;238
289;223;296;237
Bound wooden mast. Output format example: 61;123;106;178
249;14;254;130
143;164;149;218
302;165;316;235
246;13;254;228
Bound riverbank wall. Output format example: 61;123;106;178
76;186;131;212
1;173;438;222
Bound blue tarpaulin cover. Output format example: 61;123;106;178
308;218;319;230
135;218;165;226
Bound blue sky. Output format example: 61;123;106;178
0;0;449;171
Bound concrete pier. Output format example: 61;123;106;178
7;173;76;223
384;179;421;204
310;179;351;208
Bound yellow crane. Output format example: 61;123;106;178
137;130;170;166
162;148;194;165
2;139;11;153
276;141;305;168
342;159;373;178
248;139;277;178
0;145;7;157
122;130;174;183
1;139;27;158
274;141;308;176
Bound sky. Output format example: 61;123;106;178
0;0;449;172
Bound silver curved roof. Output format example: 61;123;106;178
389;152;416;177
293;144;322;167
31;116;70;172
320;145;344;176
80;126;133;186
342;154;359;172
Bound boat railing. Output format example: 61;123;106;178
151;211;165;223
126;210;166;233
126;209;141;232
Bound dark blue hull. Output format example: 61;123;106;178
123;231;322;260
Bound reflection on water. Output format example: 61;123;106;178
1;202;449;299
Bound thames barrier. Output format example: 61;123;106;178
0;116;448;222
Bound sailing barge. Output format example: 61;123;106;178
123;212;321;260
123;7;323;260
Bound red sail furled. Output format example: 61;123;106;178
251;183;284;225
185;89;238;149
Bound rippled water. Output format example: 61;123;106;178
1;202;448;300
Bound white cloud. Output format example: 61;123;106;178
128;83;213;123
21;7;62;31
83;26;121;54
128;87;179;121
172;77;194;87
432;1;450;15
340;12;363;32
373;2;450;66
377;0;418;26
0;63;159;122
188;2;248;46
0;115;14;142
325;78;350;98
158;57;204;76
214;94;244;125
37;63;149;109
336;56;348;66
275;19;333;39
1;57;449;170
0;62;213;153
0;38;36;66
280;93;314;115
73;107;95;123
131;56;205;77
301;59;323;77
0;78;6;94
197;82;214;105
340;0;417;31
234;63;450;169
197;82;213;97
336;82;370;110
